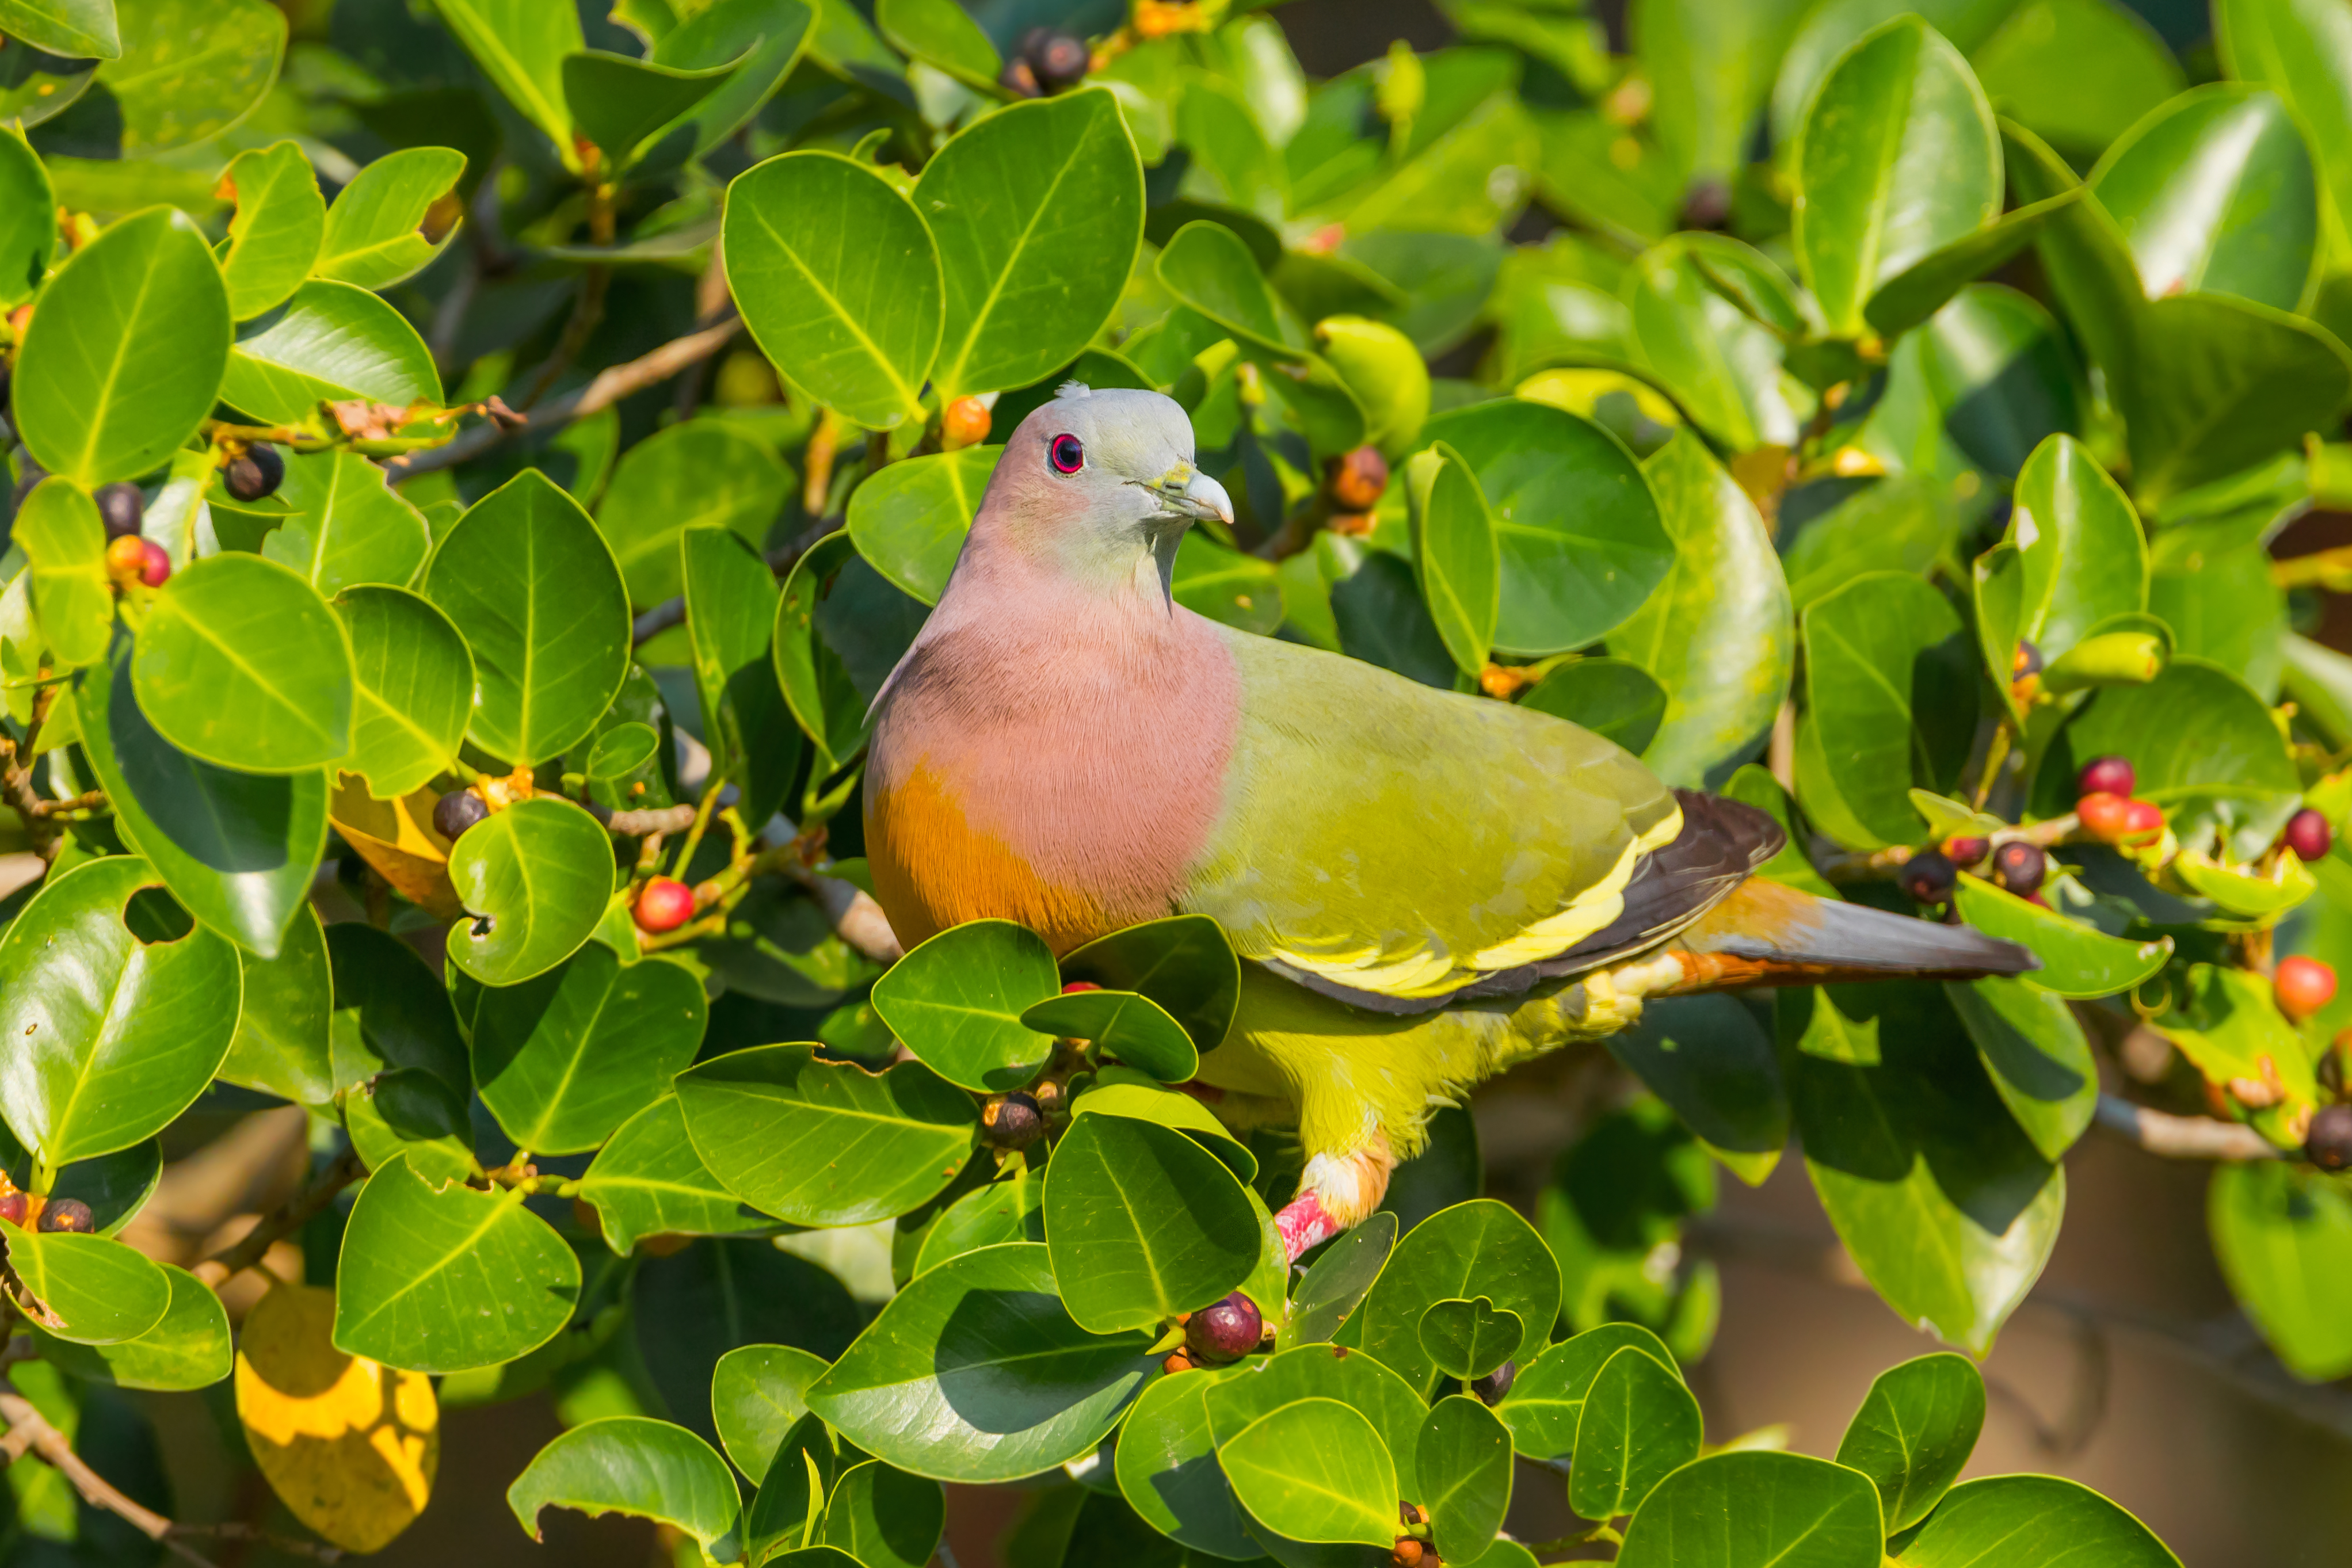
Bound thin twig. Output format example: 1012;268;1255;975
2094;1094;2280;1161
594;803;700;835
384;314;745;478
191;1147;367;1287
1;1383;213;1566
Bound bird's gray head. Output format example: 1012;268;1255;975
981;383;1234;592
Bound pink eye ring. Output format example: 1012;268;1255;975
1049;433;1085;474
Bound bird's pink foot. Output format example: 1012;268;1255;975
1274;1192;1340;1261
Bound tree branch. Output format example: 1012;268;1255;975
190;1147;367;1288
384;314;745;479
1;1381;213;1566
2094;1094;2281;1162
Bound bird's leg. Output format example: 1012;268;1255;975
1274;1133;1396;1262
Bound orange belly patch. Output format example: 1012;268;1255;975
866;762;1110;953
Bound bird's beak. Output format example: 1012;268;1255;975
1153;464;1234;526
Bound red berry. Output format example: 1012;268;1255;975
1060;979;1101;994
138;539;170;586
2077;792;2133;843
2286;808;2333;863
2077;756;2134;799
1992;840;2045;896
1328;446;1389;512
2277;956;2338;1022
1899;850;1957;905
36;1197;93;1234
2307;1104;2352;1171
2122;799;2164;844
1185;1291;1263;1363
1943;835;1990;865
633;876;696;934
941;395;992;450
0;1189;24;1226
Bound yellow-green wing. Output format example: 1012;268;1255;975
1180;628;1682;1002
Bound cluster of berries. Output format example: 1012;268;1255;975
0;1178;94;1234
433;786;699;934
998;28;1090;98
94;445;285;590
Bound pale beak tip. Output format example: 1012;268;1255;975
1185;470;1234;527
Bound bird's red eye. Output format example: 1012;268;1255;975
1049;433;1085;474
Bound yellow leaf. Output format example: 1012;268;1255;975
234;1281;439;1554
329;775;464;917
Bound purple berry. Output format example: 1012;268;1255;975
37;1197;93;1234
94;482;143;540
1992;840;2046;897
2012;639;2044;679
1899;850;1957;905
1679;177;1732;230
2286;808;2332;863
1185;1292;1263;1363
432;789;487;841
223;443;284;502
2308;1104;2352;1172
1472;1360;1517;1405
982;1090;1043;1149
0;1189;24;1226
1023;28;1089;90
2077;756;2135;800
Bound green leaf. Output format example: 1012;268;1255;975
1423;399;1675;656
1606;994;1788;1185
596;419;793;611
0;857;240;1166
1406;442;1499;679
579;1095;775;1256
1783;983;2064;1355
332;585;473;800
474;947;705;1155
712;1342;830;1480
725;150;942;429
1358;1199;1561;1397
1203;1341;1431;1494
1415;1296;1520;1382
1171;532;1284;635
15;206;230;486
1802;571;1979;848
915;89;1144;402
16;478;113;669
1896;1475;2179;1566
1973;0;2184;158
77;632;329;958
0;1220;171;1345
220;278;443;425
1021;989;1198;1084
1059;914;1241;1058
508;1417;741;1555
31;1262;230;1390
1627;239;1799;453
2218;0;2352;272
0;0;117;58
1289;1210;1397;1345
1616;429;1793;786
425;469;631;765
1519;658;1668;758
430;0;582;156
1724;764;1843;898
772;531;870;768
1569;1345;1702;1522
1493;1322;1679;1460
0;124;53;308
1617;1451;1883;1568
1157;219;1301;355
1112;1363;1261;1558
745;1412;837;1563
683;525;800;827
131;552;353;772
1862;190;2083;340
1416;1395;1512;1561
314;146;463;290
870;919;1059;1093
2127;293;2352;506
846;445;996;605
2091;85;2316;313
344;1066;476;1187
632;1239;860;1452
326;922;468;1098
2210;1158;2352;1380
909;1166;1046;1276
1833;1351;1984;1532
1042;1111;1261;1334
875;0;999;90
819;1460;945;1568
220;903;333;1107
676;1045;978;1226
1946;976;2096;1160
562;49;741;166
335;1152;580;1374
650;0;815;159
96;0;283;154
216;140;322;318
1218;1398;1398;1549
264;449;434;596
1795;16;2001;337
1638;0;1812;182
805;1241;1157;1483
1976;433;2146;711
443;796;614;985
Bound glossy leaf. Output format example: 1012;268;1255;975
875;0;998;88
1833;1351;1985;1532
915;89;1145;402
683;525;800;827
1637;0;1812;182
819;1460;944;1568
1289;1211;1397;1345
425;469;631;765
1803;571;1979;848
15;206;230;486
1627;239;1799;454
335;1153;580;1374
264;449;434;596
1157;218;1299;354
97;0;283;154
1973;0;2184;157
1862;190;2081;339
1897;1475;2179;1566
726;151;941;429
712;1342;830;1480
333;585;472;800
596;417;794;611
216;140;323;318
1606;994;1788;1185
1021;989;1198;1084
314;146;464;289
0;123;52;308
474;946;704;1155
1946;975;2096;1159
1796;16;2001;336
1406;442;1499;679
1359;1200;1561;1396
1617;1451;1883;1568
651;0;814;158
1415;1295;1520;1382
847;445;997;605
0;1219;172;1345
508;1418;741;1555
0;0;116;58
805;1242;1157;1482
2219;0;2352;268
431;0;580;154
1519;658;1668;757
1976;433;2145;709
77;632;329;958
1218;1397;1398;1548
326;922;469;1099
772;532;870;768
220;903;333;1107
910;1166;1046;1277
579;1096;774;1256
745;1413;836;1563
1043;1110;1260;1333
2128;293;2352;506
32;1262;231;1390
632;1240;859;1450
677;1045;977;1226
16;478;112;669
1060;914;1242;1056
441;796;614;985
1569;1345;1702;1521
0;856;240;1166
871;918;1059;1093
1616;429;1793;785
562;49;739;166
1414;1395;1512;1561
1112;1362;1261;1557
2210;1158;2352;1380
132;552;353;772
220;279;443;425
1493;1322;1679;1461
1171;531;1284;636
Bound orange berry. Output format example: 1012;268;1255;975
2077;791;2133;843
633;876;696;933
941;395;992;450
104;533;147;582
2278;957;2338;1022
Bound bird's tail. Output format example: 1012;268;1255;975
1661;875;2037;991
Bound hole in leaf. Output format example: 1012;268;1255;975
122;887;195;945
470;916;493;936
